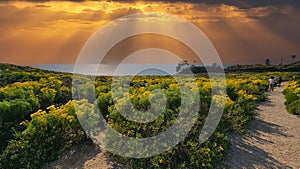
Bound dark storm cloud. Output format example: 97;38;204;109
250;8;300;46
1;0;299;8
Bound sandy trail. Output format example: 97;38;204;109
43;140;114;169
220;83;300;169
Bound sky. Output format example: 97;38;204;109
0;0;300;68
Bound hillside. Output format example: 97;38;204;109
1;64;299;169
0;63;73;87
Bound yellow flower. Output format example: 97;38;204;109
19;120;29;126
139;87;145;92
67;115;74;123
60;113;67;118
159;159;163;164
47;105;56;111
202;82;211;90
129;95;135;99
226;96;234;106
219;146;224;151
237;90;257;100
212;95;226;108
143;91;151;97
202;162;206;167
237;90;246;96
30;110;46;119
169;84;179;89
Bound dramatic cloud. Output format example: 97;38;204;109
0;1;299;65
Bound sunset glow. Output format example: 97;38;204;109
0;1;299;65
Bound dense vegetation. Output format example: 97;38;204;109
176;60;300;74
226;61;300;73
0;63;71;87
283;74;300;117
0;64;74;155
0;63;298;169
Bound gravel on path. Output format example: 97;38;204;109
220;83;300;169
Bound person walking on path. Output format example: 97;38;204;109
219;82;300;168
269;76;275;91
278;77;283;87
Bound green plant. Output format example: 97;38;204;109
0;101;87;169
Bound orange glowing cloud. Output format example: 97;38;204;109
0;1;299;65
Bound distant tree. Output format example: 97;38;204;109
211;63;218;68
265;58;271;65
291;55;296;63
176;60;189;73
175;62;184;73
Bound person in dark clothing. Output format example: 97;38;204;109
278;77;283;87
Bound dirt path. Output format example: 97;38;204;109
43;140;114;169
220;83;300;169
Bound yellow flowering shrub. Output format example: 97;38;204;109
0;100;87;169
284;79;300;116
2;71;286;169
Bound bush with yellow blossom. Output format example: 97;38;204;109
284;78;300;117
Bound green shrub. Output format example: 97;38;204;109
0;101;87;169
284;80;300;117
0;73;270;168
